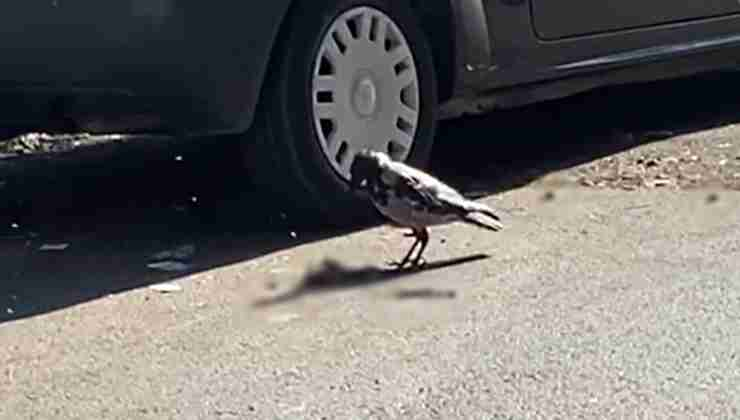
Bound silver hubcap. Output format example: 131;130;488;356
312;6;420;181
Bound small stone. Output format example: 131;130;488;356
148;282;183;293
645;159;660;168
652;179;672;187
580;178;595;187
706;193;720;204
268;313;300;323
664;157;679;164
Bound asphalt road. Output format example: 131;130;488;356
1;73;740;419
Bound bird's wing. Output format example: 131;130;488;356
382;161;466;214
378;159;503;231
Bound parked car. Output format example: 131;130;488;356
3;0;740;222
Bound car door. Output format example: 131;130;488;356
531;0;740;40
0;1;174;85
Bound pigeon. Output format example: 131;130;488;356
350;149;503;268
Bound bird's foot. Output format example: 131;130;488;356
386;260;410;270
386;257;426;271
410;257;427;269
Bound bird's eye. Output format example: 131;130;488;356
360;179;368;187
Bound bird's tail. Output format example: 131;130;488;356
460;200;504;232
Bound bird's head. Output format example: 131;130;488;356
349;149;388;191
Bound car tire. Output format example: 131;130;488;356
246;0;438;227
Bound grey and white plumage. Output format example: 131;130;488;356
350;149;503;268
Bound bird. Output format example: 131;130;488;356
349;149;503;269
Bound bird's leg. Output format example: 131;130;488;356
387;229;421;269
410;227;430;267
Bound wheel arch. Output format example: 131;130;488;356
410;0;494;101
220;0;492;135
252;0;487;114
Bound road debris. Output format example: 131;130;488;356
268;313;301;323
0;132;104;155
150;244;196;262
39;243;70;251
147;261;191;273
148;282;183;293
642;130;675;140
652;179;672;188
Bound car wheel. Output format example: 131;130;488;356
247;0;438;227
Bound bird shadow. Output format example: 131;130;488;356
395;288;457;300
252;253;489;307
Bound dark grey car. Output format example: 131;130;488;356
3;0;740;221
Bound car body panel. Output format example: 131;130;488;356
531;0;740;40
0;0;739;135
458;1;740;92
0;0;292;134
